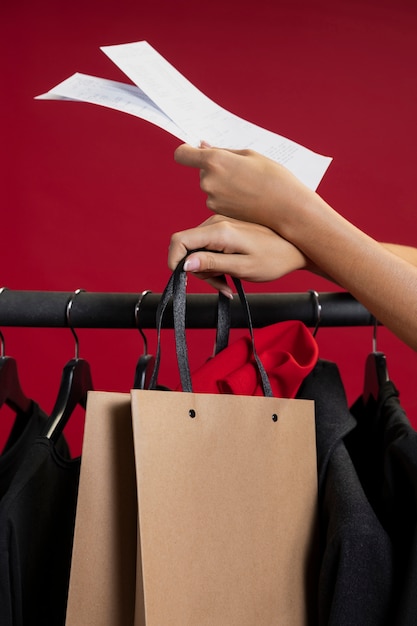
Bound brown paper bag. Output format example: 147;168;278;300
131;388;318;626
65;391;138;626
129;258;318;625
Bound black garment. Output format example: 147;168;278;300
0;435;79;626
297;360;393;626
350;381;417;626
0;402;70;501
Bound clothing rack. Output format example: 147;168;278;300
0;290;374;329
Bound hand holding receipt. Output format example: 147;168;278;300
36;41;332;190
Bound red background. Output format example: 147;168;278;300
1;0;417;454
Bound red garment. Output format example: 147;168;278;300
183;320;319;398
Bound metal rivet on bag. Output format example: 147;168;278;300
272;413;278;422
189;409;196;418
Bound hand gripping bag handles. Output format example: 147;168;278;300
131;255;319;626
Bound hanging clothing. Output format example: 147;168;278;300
0;431;78;626
185;326;394;624
349;381;417;626
0;401;70;501
0;403;50;500
297;360;394;626
185;320;319;397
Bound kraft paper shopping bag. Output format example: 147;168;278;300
131;388;317;625
129;255;319;625
65;391;138;626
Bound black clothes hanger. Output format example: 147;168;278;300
0;355;32;415
43;290;93;442
133;290;155;390
0;355;34;457
0;288;32;415
363;317;389;404
309;290;322;339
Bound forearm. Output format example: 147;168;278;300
275;195;417;350
381;243;417;266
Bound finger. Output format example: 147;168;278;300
168;229;235;297
168;226;229;271
174;143;252;168
167;236;189;271
189;273;234;299
174;144;206;168
200;142;252;157
182;250;252;281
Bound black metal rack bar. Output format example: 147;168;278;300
0;290;374;329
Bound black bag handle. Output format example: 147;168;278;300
149;251;273;397
147;253;231;391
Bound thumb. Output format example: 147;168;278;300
183;249;250;280
183;252;234;299
183;250;224;274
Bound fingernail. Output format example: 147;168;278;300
184;257;200;272
220;288;234;300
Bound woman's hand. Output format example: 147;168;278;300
174;143;315;231
173;144;417;351
168;215;309;297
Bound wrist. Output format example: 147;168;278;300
266;183;325;244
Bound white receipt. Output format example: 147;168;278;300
36;73;193;142
36;41;332;189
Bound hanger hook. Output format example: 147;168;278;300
372;315;379;353
66;289;85;360
135;290;152;354
309;290;322;338
0;287;8;357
